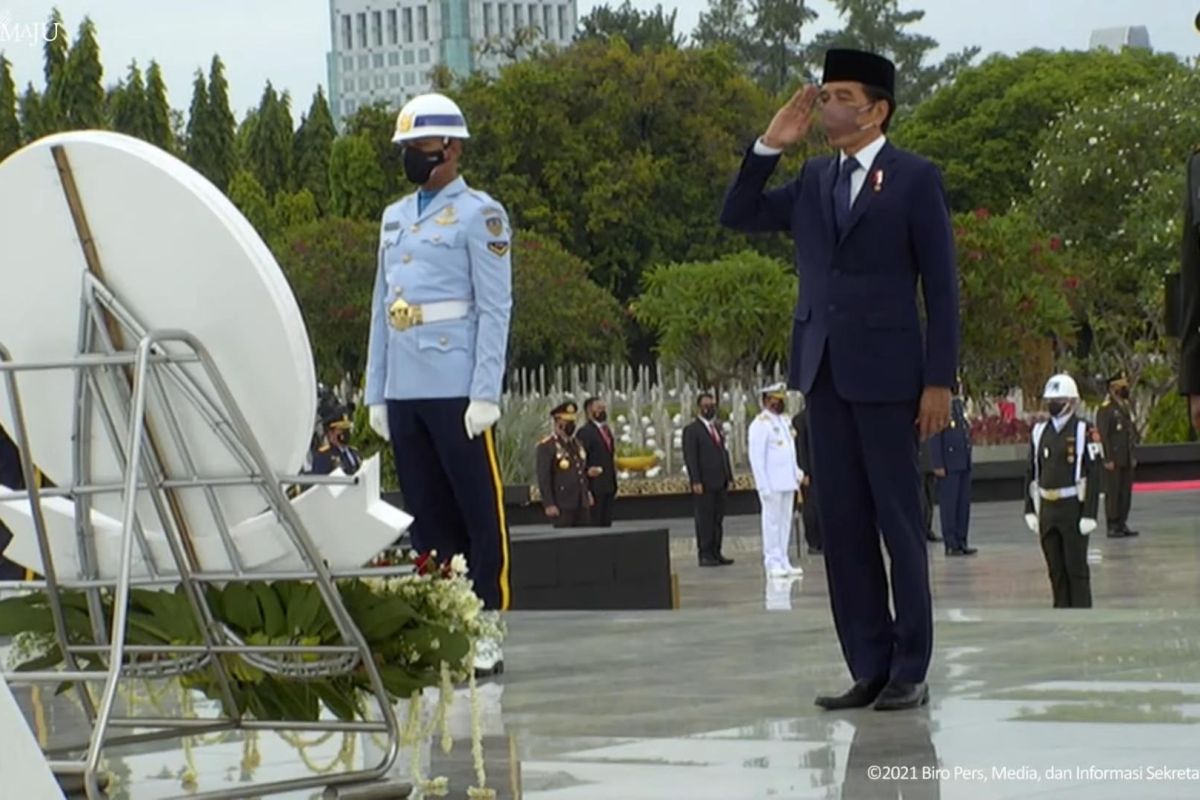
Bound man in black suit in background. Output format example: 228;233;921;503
792;405;822;555
577;396;618;526
682;392;734;567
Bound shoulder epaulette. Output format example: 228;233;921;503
538;435;553;444
317;445;331;452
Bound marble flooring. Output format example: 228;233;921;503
6;492;1200;799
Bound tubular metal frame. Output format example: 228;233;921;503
0;276;408;800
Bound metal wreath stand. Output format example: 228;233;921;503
0;145;410;800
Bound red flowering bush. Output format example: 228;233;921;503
970;414;1033;445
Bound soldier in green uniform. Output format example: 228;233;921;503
536;401;593;528
1096;373;1140;539
1023;373;1103;609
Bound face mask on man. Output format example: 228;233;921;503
767;398;785;414
1047;400;1068;417
593;410;607;423
821;101;877;142
1117;387;1130;400
403;145;446;184
700;406;717;421
560;421;576;437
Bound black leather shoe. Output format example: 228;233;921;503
807;545;823;555
873;681;929;711
815;677;888;710
945;547;964;556
954;545;978;556
1123;528;1140;537
1106;530;1127;539
716;556;735;565
926;531;942;542
699;557;722;567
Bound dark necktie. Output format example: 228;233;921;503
833;155;860;237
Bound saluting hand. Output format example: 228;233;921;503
916;386;952;442
762;86;820;150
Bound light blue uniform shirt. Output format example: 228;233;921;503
364;177;513;405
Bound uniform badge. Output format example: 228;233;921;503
950;420;956;428
1043;447;1050;459
1116;423;1123;431
434;206;458;226
485;216;504;237
396;112;414;134
487;241;510;256
558;458;570;470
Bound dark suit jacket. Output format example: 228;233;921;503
792;409;814;477
682;419;733;491
577;421;617;495
719;141;960;403
1181;151;1200;394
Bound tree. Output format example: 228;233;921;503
328;134;388;220
273;217;380;384
273;188;320;232
633;251;795;390
226;169;275;241
454;39;785;301
294;88;338;213
42;7;69;131
60;17;105;129
343;101;405;203
19;84;46;142
897;48;1185;213
206;56;238;190
508;231;628;370
246;82;294;197
693;0;754;59
0;57;20;160
144;61;173;151
110;61;150;140
952;208;1077;399
577;1;684;51
749;0;818;96
803;0;978;109
185;72;216;181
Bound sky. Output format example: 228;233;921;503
0;0;1198;121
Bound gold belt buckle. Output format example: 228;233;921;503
1043;489;1061;501
388;297;424;331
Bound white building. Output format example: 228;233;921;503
327;0;578;127
1088;26;1152;52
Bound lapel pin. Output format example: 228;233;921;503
872;169;885;193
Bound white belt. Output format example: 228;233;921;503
388;298;470;331
1038;486;1078;501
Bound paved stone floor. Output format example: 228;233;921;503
6;492;1200;798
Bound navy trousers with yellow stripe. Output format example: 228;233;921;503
387;397;510;610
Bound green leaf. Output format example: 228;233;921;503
14;645;63;672
0;596;56;635
221;583;263;633
251;583;287;639
314;680;360;722
355;595;417;642
285;582;324;637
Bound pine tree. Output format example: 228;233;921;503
751;0;817;95
247;82;294;198
293;87;337;214
144;61;174;151
110;60;150;139
185;71;216;182
42;7;69;131
328;134;387;219
61;17;105;129
0;57;21;159
207;56;238;191
227;169;276;241
19;84;46;142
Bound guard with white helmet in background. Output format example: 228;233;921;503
1023;373;1103;608
364;93;513;675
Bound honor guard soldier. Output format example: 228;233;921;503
1023;373;1103;609
536;401;593;528
1096;373;1140;538
748;383;805;578
928;377;976;556
364;93;512;676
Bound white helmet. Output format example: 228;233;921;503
1042;373;1080;400
392;93;470;143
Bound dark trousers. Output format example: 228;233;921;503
693;488;726;561
808;358;932;685
921;472;936;536
553;505;591;528
590;490;615;527
1039;501;1091;608
800;483;822;552
936;470;971;550
1104;466;1134;531
387;398;511;610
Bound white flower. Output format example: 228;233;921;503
619;432;632;443
450;554;469;575
672;413;683;424
645;438;657;448
645;426;656;436
640;415;651;425
653;448;665;458
616;414;627;424
645;466;662;478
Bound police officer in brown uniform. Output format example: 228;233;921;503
536;401;593;528
1096;373;1139;539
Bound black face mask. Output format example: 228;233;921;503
1047;401;1068;417
1117;388;1130;400
594;411;607;423
560;422;576;437
767;400;785;414
700;407;717;420
403;146;446;185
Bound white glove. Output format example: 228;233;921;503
369;405;390;441
1079;518;1097;535
1024;513;1038;533
464;400;501;439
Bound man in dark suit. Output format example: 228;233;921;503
928;381;976;556
682;392;734;567
791;406;822;555
720;49;959;711
577;396;618;526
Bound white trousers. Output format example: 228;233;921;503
760;491;795;571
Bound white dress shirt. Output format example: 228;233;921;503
754;133;888;208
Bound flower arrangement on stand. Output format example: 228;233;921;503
0;551;504;798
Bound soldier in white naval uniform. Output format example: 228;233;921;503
748;383;805;578
365;93;512;675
